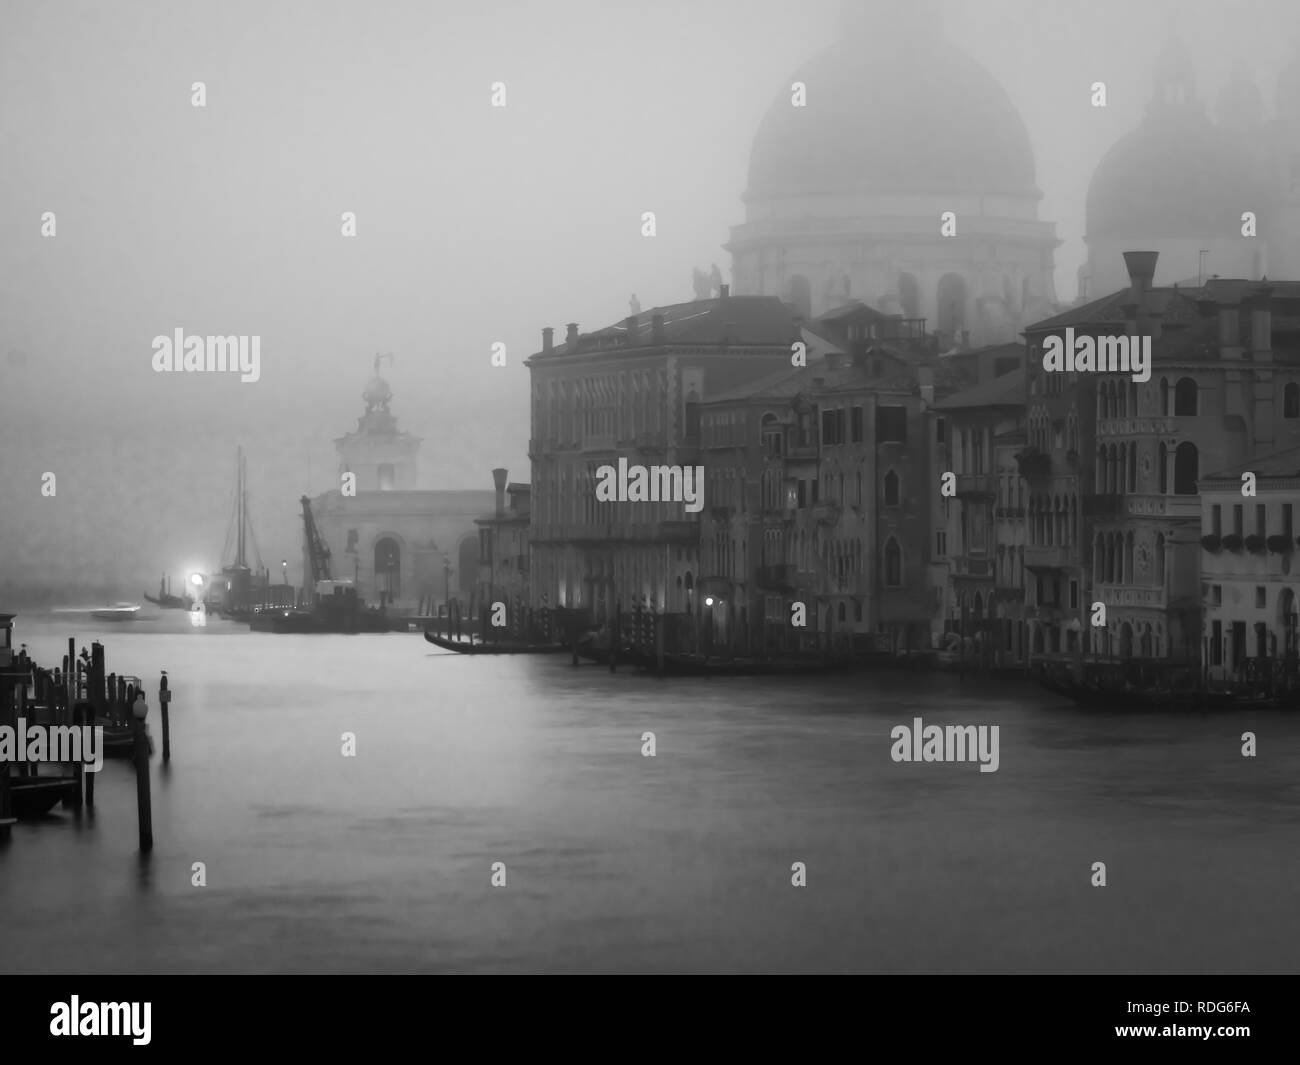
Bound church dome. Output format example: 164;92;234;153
745;6;1039;200
1086;37;1264;240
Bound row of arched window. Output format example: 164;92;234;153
1028;494;1076;547
1093;531;1166;586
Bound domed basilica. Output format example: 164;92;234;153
726;0;1060;347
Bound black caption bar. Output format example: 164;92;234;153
2;976;1291;1052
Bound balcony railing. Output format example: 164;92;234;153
950;556;992;577
1125;494;1200;520
1095;583;1168;610
812;500;842;524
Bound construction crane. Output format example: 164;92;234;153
300;495;332;585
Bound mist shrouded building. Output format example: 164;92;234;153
305;366;493;611
1082;36;1300;296
726;0;1060;348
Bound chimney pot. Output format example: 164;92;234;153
565;322;579;348
720;284;730;298
492;467;507;517
542;327;554;354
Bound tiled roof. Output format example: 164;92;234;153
933;372;1024;410
1204;445;1300;481
531;296;800;359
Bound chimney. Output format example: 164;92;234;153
919;365;935;404
1123;250;1161;338
542;327;554;354
1249;286;1274;360
492;467;507;517
651;312;665;346
565;322;579;349
719;284;730;299
1217;303;1241;359
625;314;639;345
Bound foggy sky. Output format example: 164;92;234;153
1;0;1296;599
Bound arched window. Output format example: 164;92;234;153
883;469;901;507
1155;533;1165;584
1173;377;1198;417
837;601;846;622
884;538;902;587
1286;383;1300;419
1127;443;1137;492
1174;441;1199;495
1158;442;1168;494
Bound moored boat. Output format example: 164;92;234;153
90;604;141;622
423;630;566;655
9;776;76;818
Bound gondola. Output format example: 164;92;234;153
9;776;76;818
423;631;566;655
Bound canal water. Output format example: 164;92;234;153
2;612;1298;973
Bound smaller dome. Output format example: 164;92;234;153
363;374;392;410
1215;61;1263;129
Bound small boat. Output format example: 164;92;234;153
423;630;566;655
90;604;141;621
9;776;76;818
144;575;192;610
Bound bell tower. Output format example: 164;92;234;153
335;354;421;492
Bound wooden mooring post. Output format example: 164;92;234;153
132;687;153;853
159;671;171;763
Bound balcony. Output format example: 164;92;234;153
1095;583;1168;611
812;500;842;524
1024;544;1072;571
949;556;993;579
1096;416;1179;438
1125;494;1200;520
955;473;996;500
785;441;819;463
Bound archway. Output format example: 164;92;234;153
1174;441;1199;495
374;537;401;602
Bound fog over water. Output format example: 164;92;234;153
2;0;1296;599
3;618;1299;973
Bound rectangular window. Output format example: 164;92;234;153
797;480;807;508
936;417;946;444
1286;504;1294;539
1212;620;1222;666
821;409;835;445
850;406;863;443
876;406;907;444
1212;585;1222;606
1256;504;1266;538
935;530;947;556
1233;505;1244;537
811;479;819;503
1211;504;1222;537
1257;586;1267;609
1069;580;1079;609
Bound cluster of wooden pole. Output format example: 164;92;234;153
0;638;170;853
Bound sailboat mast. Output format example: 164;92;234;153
237;447;246;569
